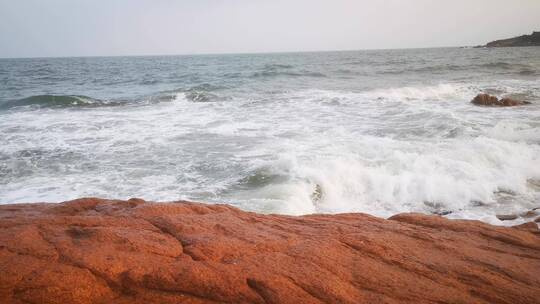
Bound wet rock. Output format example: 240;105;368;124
1;198;539;304
500;97;528;106
472;93;499;106
496;214;519;221
471;93;530;107
432;210;453;216
424;201;452;216
310;184;323;204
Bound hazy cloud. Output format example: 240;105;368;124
1;0;539;57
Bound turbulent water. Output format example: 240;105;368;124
1;47;539;225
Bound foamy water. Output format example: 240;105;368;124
1;48;539;225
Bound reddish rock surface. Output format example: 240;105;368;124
471;93;530;107
1;198;539;304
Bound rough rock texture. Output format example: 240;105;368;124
485;31;540;47
1;198;539;304
471;93;530;107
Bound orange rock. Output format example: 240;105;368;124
0;198;539;304
500;97;528;106
471;93;500;106
471;93;529;107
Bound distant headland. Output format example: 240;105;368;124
477;31;540;48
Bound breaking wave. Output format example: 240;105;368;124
252;64;326;78
0;95;125;110
167;83;231;103
228;133;540;221
380;61;537;76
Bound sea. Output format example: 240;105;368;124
1;47;539;225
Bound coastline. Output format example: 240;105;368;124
1;198;539;304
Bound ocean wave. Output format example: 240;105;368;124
184;91;223;102
379;62;536;75
341;83;534;105
146;93;177;103
234;169;289;189
252;70;327;78
364;84;473;102
228;135;540;221
518;69;537;76
478;62;525;69
184;83;225;102
187;83;227;92
487;121;540;143
165;83;231;103
263;63;294;69
0;95;126;110
252;64;326;78
474;62;537;74
280;84;474;106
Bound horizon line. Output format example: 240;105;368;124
0;44;471;60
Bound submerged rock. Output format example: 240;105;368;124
496;214;519;221
0;198;539;304
423;201;452;216
471;93;530;107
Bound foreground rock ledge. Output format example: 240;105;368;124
1;198;539;304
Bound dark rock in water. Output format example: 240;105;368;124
310;184;323;204
471;200;487;207
472;93;499;106
500;97;528;106
432;210;453;216
496;214;519;221
1;198;540;303
471;93;530;107
484;31;540;48
423;201;452;216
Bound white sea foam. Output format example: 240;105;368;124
1;81;539;226
215;84;540;224
230;133;540;223
363;83;475;102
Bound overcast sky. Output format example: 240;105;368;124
1;0;539;58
